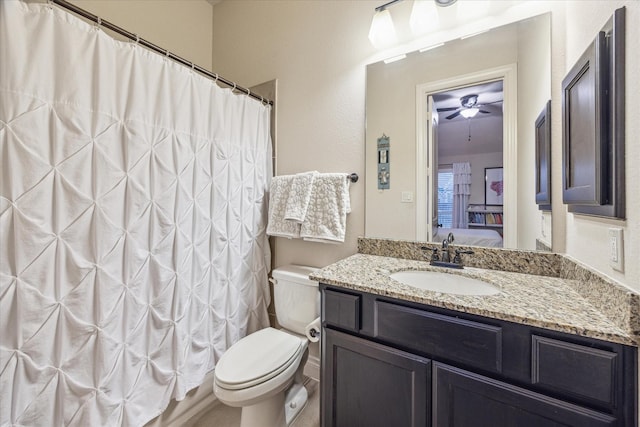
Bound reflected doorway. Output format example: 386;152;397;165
415;64;517;248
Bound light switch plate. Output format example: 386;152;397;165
608;228;624;272
401;191;414;203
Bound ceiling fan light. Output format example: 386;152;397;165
410;0;440;36
368;9;397;48
460;108;479;118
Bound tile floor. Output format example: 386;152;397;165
189;379;319;427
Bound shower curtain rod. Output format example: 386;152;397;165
49;0;274;106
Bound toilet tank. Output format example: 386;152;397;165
272;265;320;335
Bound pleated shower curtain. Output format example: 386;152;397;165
452;162;471;228
0;1;272;425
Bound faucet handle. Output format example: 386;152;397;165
421;246;439;261
453;249;474;265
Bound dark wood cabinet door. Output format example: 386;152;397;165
322;328;431;427
432;363;617;427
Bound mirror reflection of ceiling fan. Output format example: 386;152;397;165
437;94;502;120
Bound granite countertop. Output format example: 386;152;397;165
310;253;637;347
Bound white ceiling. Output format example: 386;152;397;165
434;80;504;158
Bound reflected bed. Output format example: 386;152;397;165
435;228;503;248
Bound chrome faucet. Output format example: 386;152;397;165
441;232;455;263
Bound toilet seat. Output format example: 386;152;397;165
215;327;304;390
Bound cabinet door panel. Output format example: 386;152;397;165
531;335;617;407
432;363;616;427
322;328;430;427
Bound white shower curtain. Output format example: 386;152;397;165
0;2;272;426
452;162;471;228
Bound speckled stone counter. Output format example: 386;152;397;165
310;253;639;347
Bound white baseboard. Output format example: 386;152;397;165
145;371;218;427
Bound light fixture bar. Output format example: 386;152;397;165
375;0;405;12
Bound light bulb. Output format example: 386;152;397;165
368;9;397;48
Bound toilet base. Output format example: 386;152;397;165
284;382;308;425
238;382;309;427
240;392;286;427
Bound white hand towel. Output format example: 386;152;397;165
267;175;301;238
300;173;351;243
284;171;318;223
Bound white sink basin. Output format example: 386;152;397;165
389;270;500;296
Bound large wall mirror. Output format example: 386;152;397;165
365;13;551;250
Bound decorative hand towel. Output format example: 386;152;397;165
267;175;301;238
300;173;351;243
284;171;319;223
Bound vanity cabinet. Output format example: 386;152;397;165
320;286;638;427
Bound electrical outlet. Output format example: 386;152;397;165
608;228;624;272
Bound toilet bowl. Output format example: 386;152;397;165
213;265;319;427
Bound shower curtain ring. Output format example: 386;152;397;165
232;83;237;91
247;89;251;97
214;73;219;83
134;34;140;45
95;17;102;30
165;49;170;59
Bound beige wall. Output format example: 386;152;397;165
556;1;640;290
212;0;375;269
212;0;639;291
70;0;213;69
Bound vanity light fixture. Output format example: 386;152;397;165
460;107;479;118
410;0;439;35
368;5;399;48
434;0;457;6
369;0;461;49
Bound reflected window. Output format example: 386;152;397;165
438;167;453;228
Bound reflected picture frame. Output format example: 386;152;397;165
485;167;504;206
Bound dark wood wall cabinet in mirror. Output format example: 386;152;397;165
535;100;551;211
561;7;625;219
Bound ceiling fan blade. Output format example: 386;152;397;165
479;109;491;114
446;111;461;120
478;100;503;106
437;107;459;112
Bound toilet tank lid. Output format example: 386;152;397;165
271;265;319;286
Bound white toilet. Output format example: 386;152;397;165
213;265;320;427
